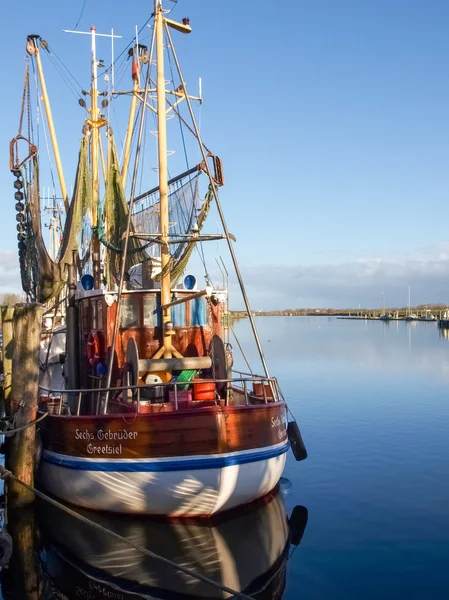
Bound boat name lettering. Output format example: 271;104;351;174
271;416;286;428
75;428;138;441
87;443;123;455
271;415;287;439
89;580;125;599
96;429;138;441
75;429;94;441
76;582;125;599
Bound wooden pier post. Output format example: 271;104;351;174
6;303;43;507
1;307;15;415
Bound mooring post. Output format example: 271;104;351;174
6;303;43;507
1;307;15;415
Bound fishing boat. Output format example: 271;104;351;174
438;310;449;330
36;490;307;600
379;314;393;322
421;310;437;321
9;1;306;515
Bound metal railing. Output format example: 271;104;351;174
38;373;282;416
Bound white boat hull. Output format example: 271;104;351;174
39;441;289;516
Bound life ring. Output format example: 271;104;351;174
87;331;104;368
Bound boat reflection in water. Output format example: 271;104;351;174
438;326;449;341
37;489;307;600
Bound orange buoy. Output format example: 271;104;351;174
86;330;104;368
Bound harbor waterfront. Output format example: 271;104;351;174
1;315;448;599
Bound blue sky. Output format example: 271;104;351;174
1;0;449;309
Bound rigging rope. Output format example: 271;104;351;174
33;68;58;199
45;51;82;102
98;15;154;79
1;412;49;436
164;46;210;277
72;0;87;30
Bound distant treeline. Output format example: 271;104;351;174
230;304;448;318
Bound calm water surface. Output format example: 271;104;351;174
243;316;449;600
1;316;448;599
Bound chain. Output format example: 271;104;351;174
27;65;32;144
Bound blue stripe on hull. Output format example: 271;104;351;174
42;442;290;473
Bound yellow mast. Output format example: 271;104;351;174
122;49;139;189
89;26;102;288
155;0;173;358
28;37;69;213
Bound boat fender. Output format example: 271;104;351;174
34;429;43;473
279;476;293;497
0;531;13;566
287;421;308;461
87;331;104;368
288;505;308;546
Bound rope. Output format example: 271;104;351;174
2;412;49;436
73;0;87;30
0;466;255;600
166;47;208;275
18;59;29;136
230;324;253;375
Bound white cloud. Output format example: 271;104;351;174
0;250;21;295
231;244;449;309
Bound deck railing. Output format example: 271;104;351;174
38;373;282;416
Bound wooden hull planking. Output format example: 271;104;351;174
38;402;289;516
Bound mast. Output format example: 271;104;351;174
155;0;173;358
90;26;101;288
28;37;69;213
122;47;139;188
163;22;271;378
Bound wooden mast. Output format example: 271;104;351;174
155;0;173;358
90;26;101;288
122;48;139;189
28;37;69;213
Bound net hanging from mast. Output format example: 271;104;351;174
97;134;147;287
20;137;92;302
131;174;213;285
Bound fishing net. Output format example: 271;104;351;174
21;137;92;302
132;175;212;286
97;136;146;287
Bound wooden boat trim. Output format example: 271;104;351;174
39;402;288;459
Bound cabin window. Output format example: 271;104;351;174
190;297;207;326
121;297;140;328
143;296;159;327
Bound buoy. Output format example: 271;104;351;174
288;505;308;546
87;331;104;368
0;531;13;566
287;421;308;461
